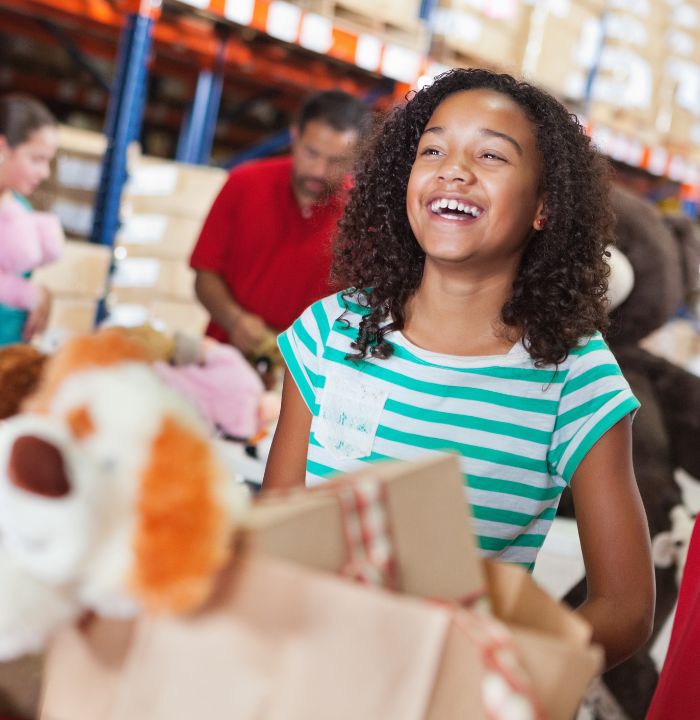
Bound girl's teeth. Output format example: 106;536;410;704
429;198;482;218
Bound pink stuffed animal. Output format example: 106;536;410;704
0;195;63;312
153;338;266;440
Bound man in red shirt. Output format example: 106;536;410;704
190;90;368;355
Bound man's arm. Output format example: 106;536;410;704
193;270;267;355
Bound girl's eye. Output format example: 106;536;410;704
481;152;506;162
420;147;442;157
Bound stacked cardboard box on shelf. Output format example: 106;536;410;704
296;0;429;53
110;156;227;337
422;0;699;171
657;0;700;151
31;240;112;343
586;0;667;143
31;125;139;240
429;0;532;73
519;0;602;104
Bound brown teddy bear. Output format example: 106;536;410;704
559;185;700;719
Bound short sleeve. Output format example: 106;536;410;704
189;170;236;272
548;336;640;485
277;299;331;414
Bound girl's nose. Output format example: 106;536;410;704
437;159;474;183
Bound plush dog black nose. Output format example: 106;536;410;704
8;434;70;498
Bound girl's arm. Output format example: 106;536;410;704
571;415;655;669
261;371;312;491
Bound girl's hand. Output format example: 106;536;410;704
23;285;52;341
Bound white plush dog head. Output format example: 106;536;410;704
0;329;248;620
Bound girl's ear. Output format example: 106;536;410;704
532;197;547;231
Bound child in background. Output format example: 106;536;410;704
0;94;62;346
263;68;654;669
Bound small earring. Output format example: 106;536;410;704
535;217;547;230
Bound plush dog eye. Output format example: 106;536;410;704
8;435;71;498
66;405;95;439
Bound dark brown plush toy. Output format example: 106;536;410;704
0;344;47;420
559;185;700;719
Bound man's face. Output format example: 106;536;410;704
290;119;358;207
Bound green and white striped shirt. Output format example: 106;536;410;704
279;291;639;568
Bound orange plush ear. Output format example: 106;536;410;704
26;328;152;413
129;416;230;613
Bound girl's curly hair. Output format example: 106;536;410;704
332;68;614;367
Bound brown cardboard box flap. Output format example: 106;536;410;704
484;559;593;645
242;453;484;602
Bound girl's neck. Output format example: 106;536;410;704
402;264;519;356
0;187;12;205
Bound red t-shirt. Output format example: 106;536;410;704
190;155;344;342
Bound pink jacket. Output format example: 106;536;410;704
0;196;64;310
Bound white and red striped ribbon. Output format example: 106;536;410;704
332;476;397;590
454;606;546;720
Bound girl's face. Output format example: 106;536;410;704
406;89;544;276
0;125;59;196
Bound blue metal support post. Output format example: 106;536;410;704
177;35;227;165
90;8;154;322
91;11;153;248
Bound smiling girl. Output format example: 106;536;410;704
263;68;654;669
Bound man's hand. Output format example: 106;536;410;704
23;285;52;341
229;312;268;355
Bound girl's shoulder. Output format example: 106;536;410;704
299;289;370;328
567;331;612;360
562;331;624;376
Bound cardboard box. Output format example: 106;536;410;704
107;296;209;338
520;2;600;101
115;213;204;260
432;7;529;71
332;0;422;32
32;240;112;299
110;257;195;302
44;296;99;338
147;300;209;337
50;125;139;193
242;454;485;602
39;454;603;720
41;554;601;720
122;157;226;218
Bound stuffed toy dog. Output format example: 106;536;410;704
0;329;249;661
559;186;700;719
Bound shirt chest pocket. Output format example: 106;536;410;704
314;370;388;460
